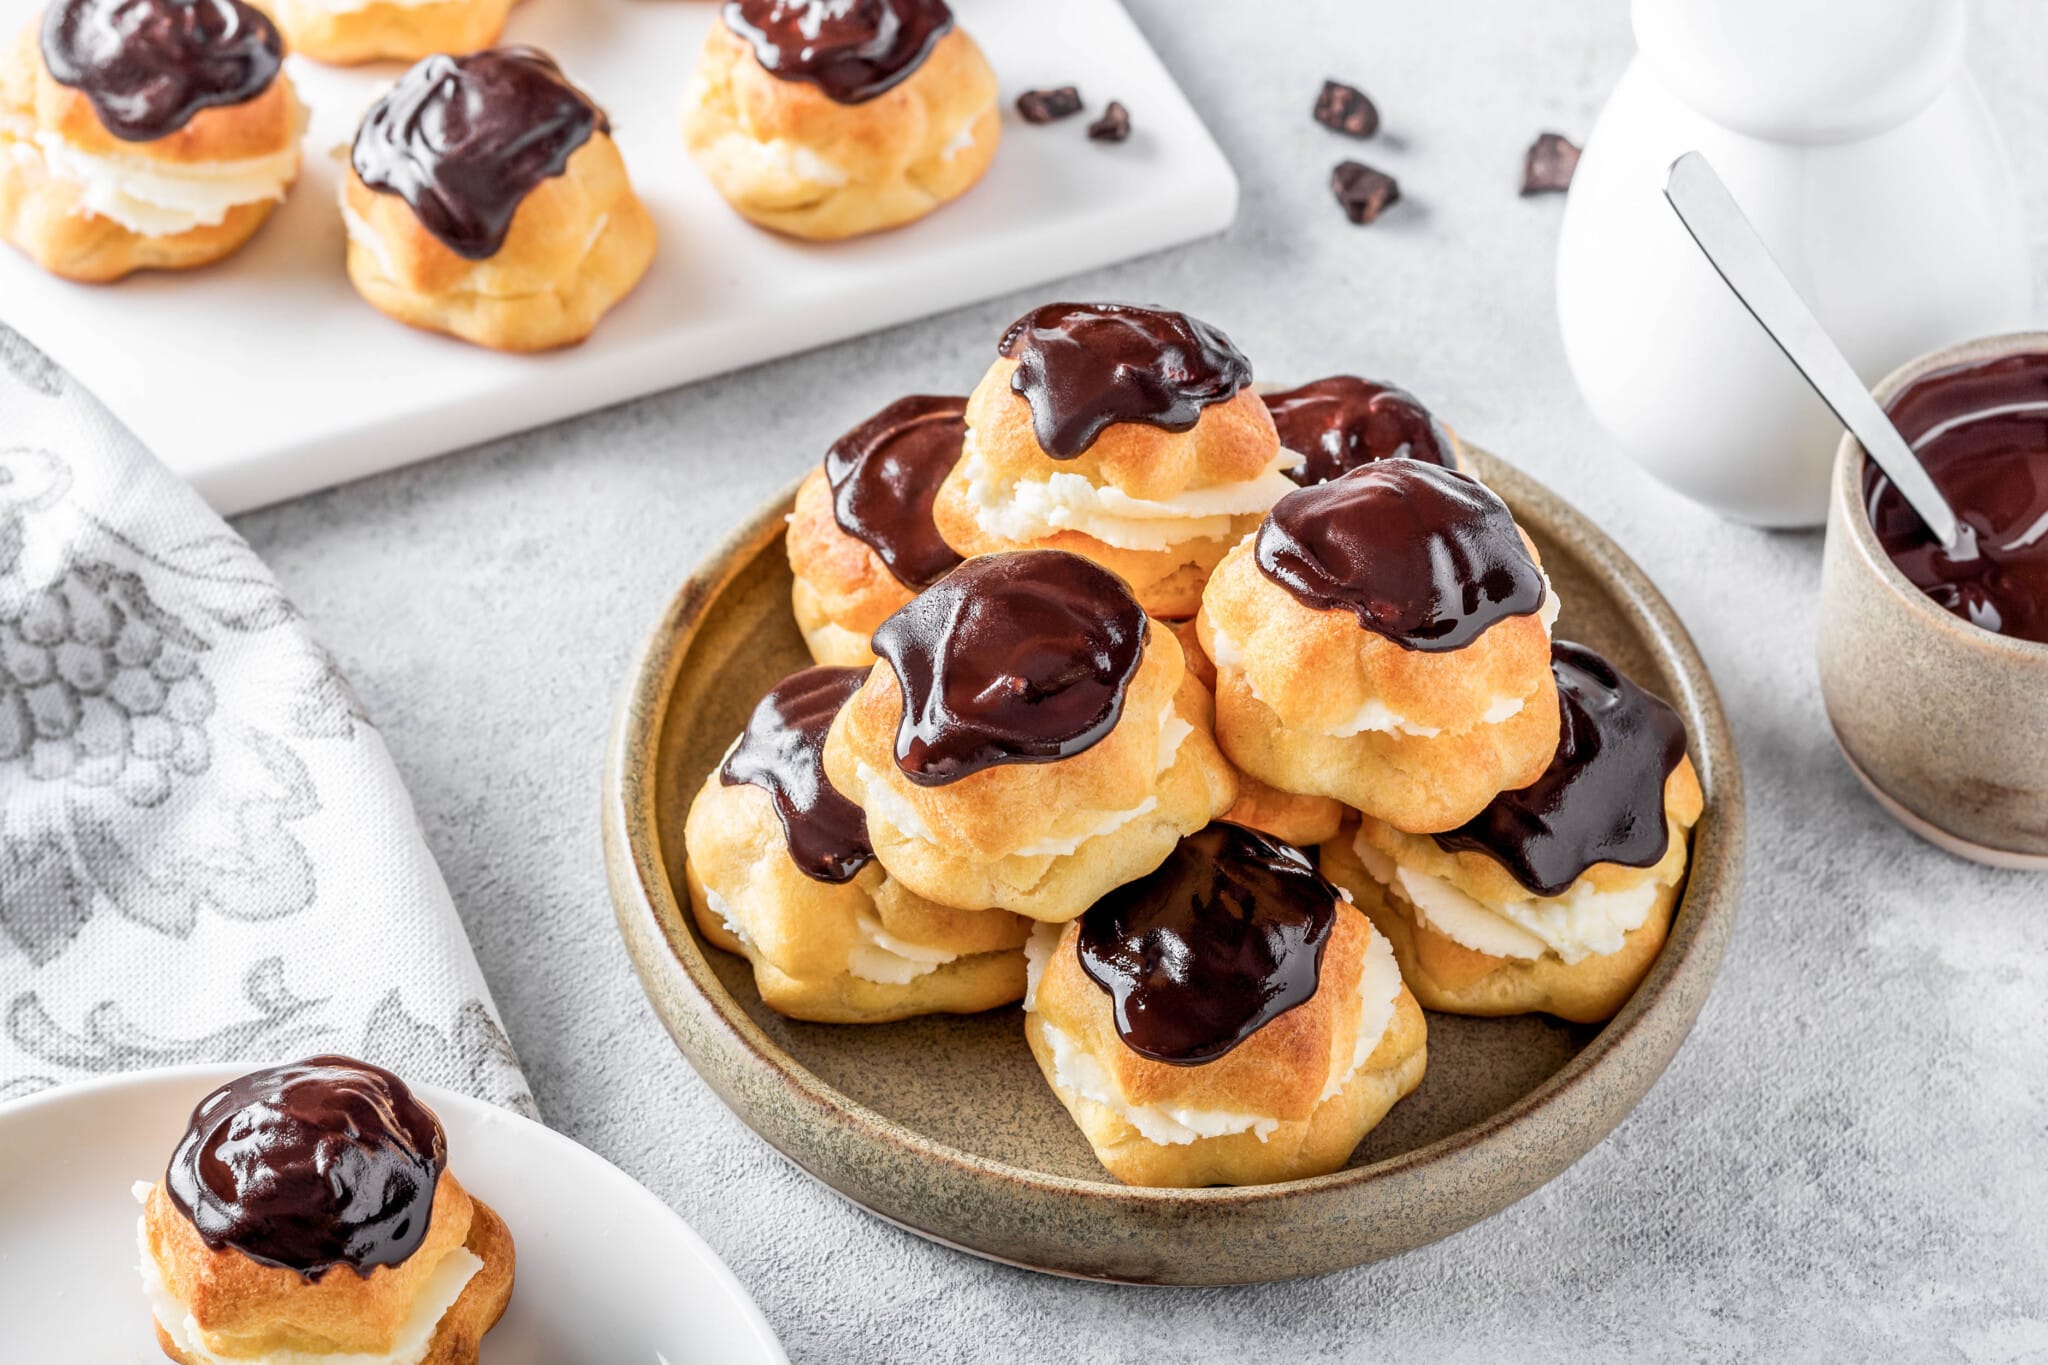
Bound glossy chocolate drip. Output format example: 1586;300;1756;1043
1867;351;2048;645
352;47;608;261
722;0;952;104
1255;460;1546;651
1077;822;1337;1065
1261;375;1454;486
1435;641;1688;896
870;550;1147;786
165;1056;446;1280
997;303;1254;458
42;0;280;142
825;394;968;591
720;665;872;882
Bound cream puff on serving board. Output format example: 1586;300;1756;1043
0;0;1235;514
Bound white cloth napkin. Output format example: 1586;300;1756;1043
0;323;533;1115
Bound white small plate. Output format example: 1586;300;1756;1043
0;1063;787;1364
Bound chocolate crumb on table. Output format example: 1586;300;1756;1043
1331;160;1399;224
1521;132;1581;195
1088;101;1130;142
1017;87;1083;124
1313;80;1379;139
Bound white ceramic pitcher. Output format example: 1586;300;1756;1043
1556;0;2029;527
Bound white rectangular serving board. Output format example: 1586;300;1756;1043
0;0;1237;513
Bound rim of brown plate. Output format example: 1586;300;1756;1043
603;446;1745;1269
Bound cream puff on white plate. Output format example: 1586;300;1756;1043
0;0;302;281
682;0;999;239
136;1056;513;1364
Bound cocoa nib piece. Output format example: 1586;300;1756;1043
1331;160;1399;224
1017;87;1083;124
1313;80;1379;139
1521;132;1581;195
1088;101;1130;142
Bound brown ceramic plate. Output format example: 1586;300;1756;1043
603;445;1744;1284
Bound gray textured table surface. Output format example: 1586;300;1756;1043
237;3;2048;1359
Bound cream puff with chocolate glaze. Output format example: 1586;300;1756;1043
0;0;302;281
822;549;1238;922
259;0;512;67
682;0;998;240
934;303;1301;618
343;47;655;352
1323;642;1703;1024
1024;822;1426;1187
787;395;968;668
1199;459;1563;834
137;1056;513;1365
1261;374;1465;484
684;664;1031;1022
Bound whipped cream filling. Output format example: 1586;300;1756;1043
702;887;753;949
847;910;958;984
1023;920;1403;1146
855;709;1191;857
962;435;1304;552
133;1183;481;1365
31;120;299;236
1352;830;1659;964
716;133;848;187
937;114;980;162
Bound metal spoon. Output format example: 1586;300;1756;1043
1662;150;1973;555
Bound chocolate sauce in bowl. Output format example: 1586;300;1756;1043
1866;352;2048;645
824;395;968;591
351;47;608;261
720;665;873;882
1076;822;1337;1065
997;303;1254;459
1434;641;1688;897
1261;375;1454;485
721;0;952;104
42;0;281;142
1255;460;1546;651
165;1056;446;1280
869;550;1148;786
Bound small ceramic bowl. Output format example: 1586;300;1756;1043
1819;330;2048;869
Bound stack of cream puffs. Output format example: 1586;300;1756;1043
137;1056;513;1364
686;299;1707;1188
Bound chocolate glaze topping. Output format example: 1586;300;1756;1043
1435;641;1688;897
165;1056;446;1281
42;0;280;142
997;303;1254;459
722;0;952;105
720;666;873;882
1255;460;1546;651
1261;375;1455;486
1077;822;1337;1065
1866;351;2048;645
870;550;1148;786
825;394;968;591
352;47;608;261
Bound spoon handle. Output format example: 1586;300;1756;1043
1662;150;1963;548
